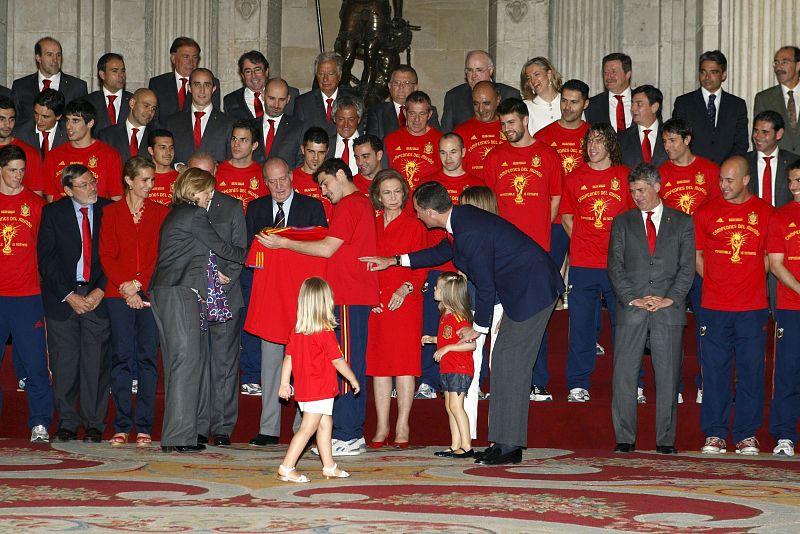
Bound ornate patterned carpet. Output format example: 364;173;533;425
1;438;799;533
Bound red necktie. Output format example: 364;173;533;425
193;111;205;149
41;130;50;157
646;210;657;255
107;95;117;125
264;119;276;156
80;207;92;281
253;91;264;118
130;128;139;157
762;156;774;204
341;137;350;166
614;94;626;131
398;105;407;127
642;129;652;163
42;79;51;92
178;78;188;110
326;97;333;122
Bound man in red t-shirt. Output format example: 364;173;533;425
0;97;45;196
215;119;266;212
146;129;178;206
559;123;633;402
43;99;123;201
659;117;721;400
695;156;774;456
257;158;377;456
0;144;53;442
767;159;800;457
454;81;504;180
384;90;442;192
293;126;333;221
352;134;384;195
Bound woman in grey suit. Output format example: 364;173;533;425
150;168;246;453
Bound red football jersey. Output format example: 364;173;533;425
0;188;45;296
384;127;442;191
437;312;474;376
286;328;343;402
454;118;505;179
8;138;45;193
150;169;179;206
559;164;633;268
293;167;332;221
352;173;374;195
534;121;590;176
768;201;800;310
215;161;267;212
658;156;721;215
43;140;123;199
694;195;773;311
483;141;563;251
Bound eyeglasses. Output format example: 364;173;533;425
390;80;416;88
464;67;489;75
70;177;98;189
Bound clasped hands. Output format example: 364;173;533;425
630;296;674;312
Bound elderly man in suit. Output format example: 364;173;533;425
607;163;695;454
165;68;234;165
672;50;749;166
253;78;304;167
585;53;633;133
326;95;365;176
746;110;800;207
38;164;112;443
754;46;800;156
246;157;328;446
85;53;132;133
224;51;299;120
366;65;440;140
362;182;564;464
619;85;668;168
294;52;355;138
11;37;87;126
97;88;158;163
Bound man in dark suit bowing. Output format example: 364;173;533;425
362;182;564;464
38;164;112;443
245;157;328;446
223;51;300;120
11;37;88;126
253;78;304;167
672;50;749;165
97;88;159;163
618;85;668;168
607;163;695;454
84;53;132;134
746;110;800;207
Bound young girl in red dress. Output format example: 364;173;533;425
277;277;360;483
422;272;477;459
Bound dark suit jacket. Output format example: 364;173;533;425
150;203;246;297
223;85;300;120
672;88;749;165
207;191;247;310
253;114;305;167
607;206;695;326
585;90;630;129
148;71;222;124
618;123;668;168
754;85;800;155
440;82;520;133
408;204;563;328
0;85;10;98
293;86;356;138
165;108;234;164
13;120;67;152
745;149;800;207
96;122;156;163
245;192;327;243
85;90;133;133
38;197;113;321
11;72;88;125
364;101;441;140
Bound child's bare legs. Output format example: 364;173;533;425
444;391;460;450
448;392;472;451
371;376;392;442
279;411;322;480
394;375;415;443
317;414;346;476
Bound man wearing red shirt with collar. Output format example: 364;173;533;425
384;91;442;192
454;81;504;180
146;129;178;207
215;119;266;213
0;97;45;196
352;134;384;195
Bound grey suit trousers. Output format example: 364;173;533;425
151;286;209;446
198;309;243;437
612;318;683;446
259;340;285;436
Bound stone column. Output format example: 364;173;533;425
489;0;551;90
151;0;217;78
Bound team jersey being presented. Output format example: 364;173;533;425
767;201;800;310
559;163;633;268
483;141;563;251
0;188;45;296
150;169;179;206
326;192;378;305
293;167;332;221
454;118;505;179
43;140;123;199
384;127;442;191
286;328;343;402
215;160;266;212
658;156;721;215
694;195;773;311
437;312;474;376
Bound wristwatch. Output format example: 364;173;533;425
395;255;401;266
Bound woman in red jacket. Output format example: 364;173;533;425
99;156;169;448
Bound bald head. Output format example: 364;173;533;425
719;155;751;204
128;88;158;127
472;81;501;122
265;78;291;118
188;152;217;176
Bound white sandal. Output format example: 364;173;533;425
322;463;350;479
277;464;309;483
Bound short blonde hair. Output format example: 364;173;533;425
458;186;498;215
172;167;215;206
295;277;338;334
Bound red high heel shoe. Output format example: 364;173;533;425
368;437;389;449
392;440;409;449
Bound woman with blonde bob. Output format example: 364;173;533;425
520;57;563;135
150;167;246;453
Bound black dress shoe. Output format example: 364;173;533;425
452;448;475;459
476;447;522;465
249;434;279;446
197;434;209;445
473;445;497;461
53;428;77;442
213;434;231;446
434;448;455;458
614;443;635;453
83;428;102;443
656;445;678;454
162;445;205;453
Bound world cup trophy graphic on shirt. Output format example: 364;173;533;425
403;159;418;188
729;232;745;263
513;175;529;204
592;199;607;228
562;155;578;174
678;193;695;214
2;224;18;255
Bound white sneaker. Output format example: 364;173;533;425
677;393;684;404
567;388;590;402
530;385;553;401
637;387;646;404
241;383;263;396
332;437;365;456
696;389;703;404
414;383;437;399
131;379;138;394
30;425;49;443
595;343;605;355
773;439;795;457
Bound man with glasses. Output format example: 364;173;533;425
754;46;800;155
366;65;440;142
224;51;300;121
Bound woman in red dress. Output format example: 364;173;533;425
366;169;427;448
